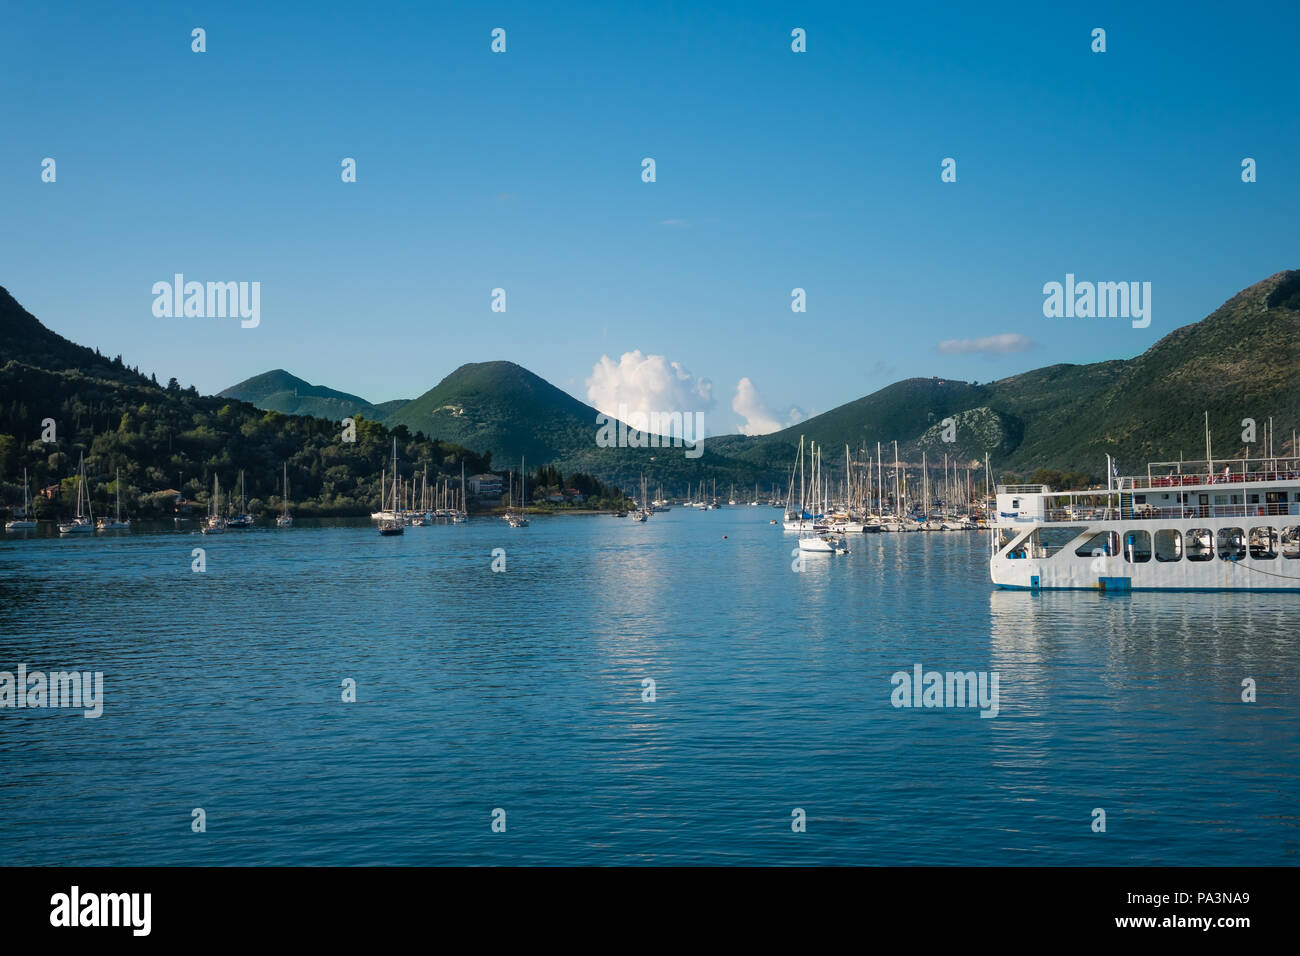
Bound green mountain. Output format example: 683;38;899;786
995;269;1300;471
219;369;407;421
0;286;151;387
0;288;498;519
380;361;785;489
718;270;1300;478
210;268;1298;488
382;361;600;465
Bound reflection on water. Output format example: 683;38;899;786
0;512;1295;864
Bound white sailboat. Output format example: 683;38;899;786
372;439;404;524
202;475;227;534
452;462;468;522
507;456;530;527
652;484;672;511
57;454;95;534
410;464;429;526
633;473;651;521
378;446;405;535
5;467;37;530
798;445;849;553
96;468;130;531
227;470;253;527
783;436;811;531
276;462;293;527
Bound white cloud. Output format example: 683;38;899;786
586;351;714;423
936;333;1035;355
731;377;804;436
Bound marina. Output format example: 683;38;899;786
1;0;1297;923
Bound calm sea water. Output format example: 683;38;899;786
0;509;1296;865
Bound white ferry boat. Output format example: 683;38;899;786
990;456;1300;591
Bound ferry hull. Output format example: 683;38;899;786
990;517;1300;592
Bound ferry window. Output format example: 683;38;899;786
1032;526;1087;557
1186;529;1214;561
1154;529;1182;562
1135;495;1146;504
1217;527;1245;561
1249;527;1278;560
1123;530;1151;563
1282;526;1300;559
1075;531;1118;558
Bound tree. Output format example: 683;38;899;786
0;434;16;475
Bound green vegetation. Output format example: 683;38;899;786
517;464;631;511
3;269;1297;517
0;363;492;520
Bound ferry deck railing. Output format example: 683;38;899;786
1131;466;1300;490
1038;502;1300;523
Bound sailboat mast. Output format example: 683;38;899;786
877;442;883;515
922;451;928;518
893;441;900;517
790;439;800;520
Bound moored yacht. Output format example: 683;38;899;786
201;475;227;534
371;439;404;523
57;454;95;534
5;467;37;530
226;470;253;527
798;530;850;554
95;468;131;531
505;456;530;527
276;462;293;527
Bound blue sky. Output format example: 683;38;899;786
2;1;1296;434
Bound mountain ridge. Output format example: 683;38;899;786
4;270;1296;490
217;368;408;421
